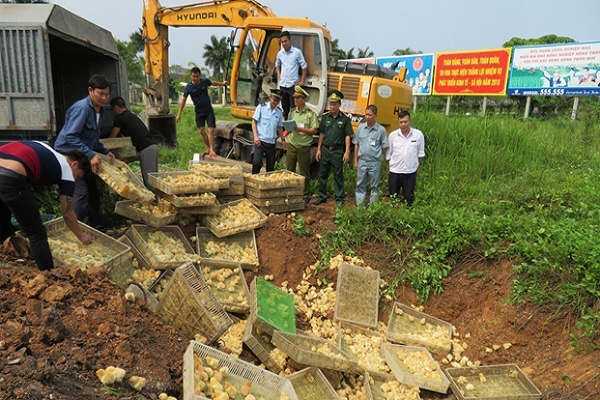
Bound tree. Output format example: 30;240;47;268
502;34;575;48
202;35;230;103
357;47;374;59
393;47;423;56
116;38;145;89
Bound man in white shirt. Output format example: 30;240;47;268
386;110;425;205
276;31;307;119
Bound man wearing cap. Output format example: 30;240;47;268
353;104;389;206
315;90;353;205
276;31;307;119
286;86;318;202
251;90;284;174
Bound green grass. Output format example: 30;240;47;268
318;109;600;341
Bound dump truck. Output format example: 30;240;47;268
143;0;412;169
0;4;128;143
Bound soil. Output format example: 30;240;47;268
0;200;598;400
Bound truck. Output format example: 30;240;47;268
0;4;128;143
142;0;412;170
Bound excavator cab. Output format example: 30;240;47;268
230;26;328;119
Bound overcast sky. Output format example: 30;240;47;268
50;0;600;69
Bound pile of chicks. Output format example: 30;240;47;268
202;266;248;306
145;231;202;263
190;163;241;176
244;171;304;186
48;231;116;270
395;348;442;380
203;239;258;265
220;320;247;357
376;378;421;400
393;306;452;349
341;328;390;373
161;173;214;185
207;200;263;229
127;199;175;217
98;161;154;203
193;354;290;400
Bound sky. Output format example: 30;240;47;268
49;0;600;70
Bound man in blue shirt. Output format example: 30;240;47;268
353;105;389;206
276;31;307;120
176;67;228;157
251;90;284;174
54;75;114;230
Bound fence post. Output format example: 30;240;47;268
524;96;532;118
445;96;451;116
571;97;580;120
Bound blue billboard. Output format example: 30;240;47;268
507;42;600;96
376;54;435;95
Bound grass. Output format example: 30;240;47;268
318;109;600;341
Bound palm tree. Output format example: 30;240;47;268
357;47;374;58
203;35;230;103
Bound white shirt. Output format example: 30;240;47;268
386;127;425;174
275;46;307;88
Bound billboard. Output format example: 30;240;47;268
507;42;600;96
377;54;435;95
432;48;511;96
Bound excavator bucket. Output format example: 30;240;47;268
138;108;178;148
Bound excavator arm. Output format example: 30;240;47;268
142;0;275;113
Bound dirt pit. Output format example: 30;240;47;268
0;201;598;400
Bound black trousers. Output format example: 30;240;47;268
252;141;276;174
0;167;54;270
73;174;103;229
389;171;417;204
280;86;295;120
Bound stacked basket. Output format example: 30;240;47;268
244;170;305;214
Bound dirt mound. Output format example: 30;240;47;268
1;201;598;399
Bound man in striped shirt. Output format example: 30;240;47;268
0;141;93;271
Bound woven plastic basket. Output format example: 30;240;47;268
199;263;250;314
126;225;200;269
381;342;450;393
43;218;130;271
445;364;542;400
249;277;296;335
114;200;178;227
158;263;232;343
334;263;380;328
196;227;258;271
148;170;219;194
244;170;305;190
160;191;217;208
99;136;132;150
96;154;154;204
200;199;267;238
287;367;341;400
188;160;243;178
338;321;389;374
176;200;220;215
242;316;284;373
272;331;358;373
364;370;421;400
183;340;298;400
217;176;244;196
244;186;304;199
386;302;452;355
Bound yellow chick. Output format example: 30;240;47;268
212;391;229;400
129;376;146;391
96;368;116;385
109;367;126;383
124;292;136;302
242;381;253;396
223;381;236;398
244;396;256;400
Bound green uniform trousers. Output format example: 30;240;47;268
286;143;311;196
318;147;344;203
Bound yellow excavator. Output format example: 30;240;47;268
142;0;411;166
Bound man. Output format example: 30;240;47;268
315;90;353;205
109;96;159;191
541;68;566;87
276;31;307;119
286;86;318;202
386;110;425;205
54;75;114;230
353;104;389;206
0;141;93;271
251;89;284;174
176;67;228;157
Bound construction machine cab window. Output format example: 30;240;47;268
235;28;324;110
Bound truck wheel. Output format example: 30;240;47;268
219;139;233;158
214;136;224;155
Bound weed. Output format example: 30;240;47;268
293;216;310;236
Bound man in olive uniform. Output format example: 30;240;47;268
315;90;353;205
286;86;318;202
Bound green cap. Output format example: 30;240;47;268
293;85;309;98
328;90;344;103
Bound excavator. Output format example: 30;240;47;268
142;0;412;168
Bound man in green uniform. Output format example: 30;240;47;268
286;86;318;202
315;90;353;205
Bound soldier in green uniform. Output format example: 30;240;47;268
315;90;353;205
286;86;318;202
